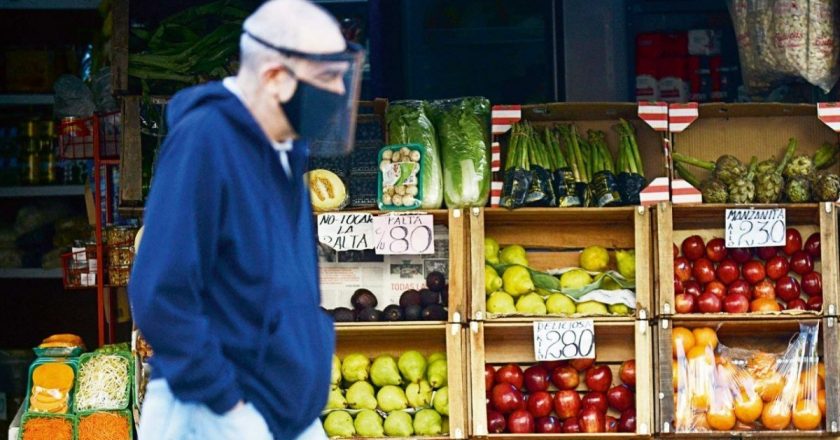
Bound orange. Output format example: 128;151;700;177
687;345;715;365
797;370;825;400
755;372;785;402
693;327;718;350
672;327;696;358
734;391;764;424
707;405;737;431
792;399;822;430
817;363;826;381
751;297;782;312
818;389;826;416
761;400;792;431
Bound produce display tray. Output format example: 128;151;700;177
655;203;839;319
653;317;840;438
469;207;654;321
468;319;654;438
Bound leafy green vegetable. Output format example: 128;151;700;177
386;101;443;209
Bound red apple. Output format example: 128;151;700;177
495;364;524;390
585;365;613;392
723;293;750;313
785;228;803;256
802;272;822;296
741;260;766;285
705;238;727;262
729;247;752;264
775;276;801;302
582;391;609;413
492;383;524;414
536;416;562;434
485;365;496;391
716;259;740;285
682;280;702;297
804;233;820;258
553;390;582;420
753;279;776;300
674;257;692;282
728;279;751;299
569;358;595;372
756;245;779;261
674;293;696;314
607;385;635;411
697;292;723;313
704;281;727;299
692;258;716;284
681;235;706;261
787;298;807;311
579;406;606;433
551;366;580;390
807;296;823;311
765;256;790;281
619;408;637;433
487;409;506;433
563;416;581;433
527;391;554;418
523;365;550;392
619;360;636;388
674;275;684;294
790;251;814;275
606;416;619;433
508;409;535;433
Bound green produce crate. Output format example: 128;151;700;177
76;409;133;440
73;352;133;413
18;412;77;440
23;359;78;416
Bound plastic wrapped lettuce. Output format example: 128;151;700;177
428;97;491;207
386;101;443;209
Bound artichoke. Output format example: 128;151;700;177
672;152;746;186
728;156;758;204
785;176;812;203
755;158;778;176
755;138;797;203
784;155;814;179
813;173;840;202
701;178;729;203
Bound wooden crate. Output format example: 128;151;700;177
333;322;468;440
654;317;840;438
655;202;839;319
468;319;655;438
468;207;654;321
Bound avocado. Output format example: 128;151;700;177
419;289;439;307
357;307;382;322
351;289;378;310
333;307;355;322
404;305;423;321
422;304;447;321
426;271;446;292
440;287;449;305
383;305;403;321
399;290;421;307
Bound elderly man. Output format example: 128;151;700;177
129;1;362;439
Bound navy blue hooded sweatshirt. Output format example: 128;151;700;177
129;81;334;439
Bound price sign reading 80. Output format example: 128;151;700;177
373;214;435;255
533;320;596;361
725;209;786;249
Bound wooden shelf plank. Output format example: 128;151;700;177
0;185;85;198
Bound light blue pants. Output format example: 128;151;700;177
139;379;327;440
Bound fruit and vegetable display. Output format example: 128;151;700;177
74;353;132;411
484;358;638;433
484;238;636;317
672;230;823;314
308;169;349;212
323;351;450;437
674;139;840;203
500;119;646;209
327;271;448;323
28;362;75;414
671;324;825;432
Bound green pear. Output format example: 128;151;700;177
414;408;443;436
427;352;446;364
341;353;370;383
325;385;347;410
615;249;636;280
331;355;341;386
487;291;516;314
433;386;449;416
516;292;547;315
398;350;427;384
546;293;576;315
346;381;377;410
609;303;632;315
576;301;609;315
384;410;415;437
560;269;593;290
354;409;385;437
426;359;447;389
502;265;534;297
485;265;503;294
323;411;355;438
500;244;528;266
377;385;408;412
406;379;433;408
485;237;500;265
370;355;401;387
442;416;450;435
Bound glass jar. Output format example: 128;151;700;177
19;121;40;185
39;120;60;185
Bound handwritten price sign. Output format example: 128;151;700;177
373;214;434;255
533;320;596;361
725;209;786;248
317;213;375;251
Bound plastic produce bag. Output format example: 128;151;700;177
672;323;824;433
378;145;424;210
499;124;532;209
53;75;96;119
386;101;443;209
428;97;491;208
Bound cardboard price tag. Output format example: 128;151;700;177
317;213;375;251
533;320;595;361
725;209;786;248
373;214;435;255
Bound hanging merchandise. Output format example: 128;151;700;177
386;101;443;209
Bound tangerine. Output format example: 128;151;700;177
755;372;785;402
751;297;782;312
797;370;825;400
687;345;715;365
693;327;718;350
818;389;826;416
673;327;696;358
761;400;791;431
707;405;737;431
734;391;763;424
792;399;821;430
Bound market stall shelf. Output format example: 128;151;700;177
655;202;838;318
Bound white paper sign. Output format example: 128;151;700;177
533;320;596;361
317;213;375;251
725;209;786;248
373;214;435;255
